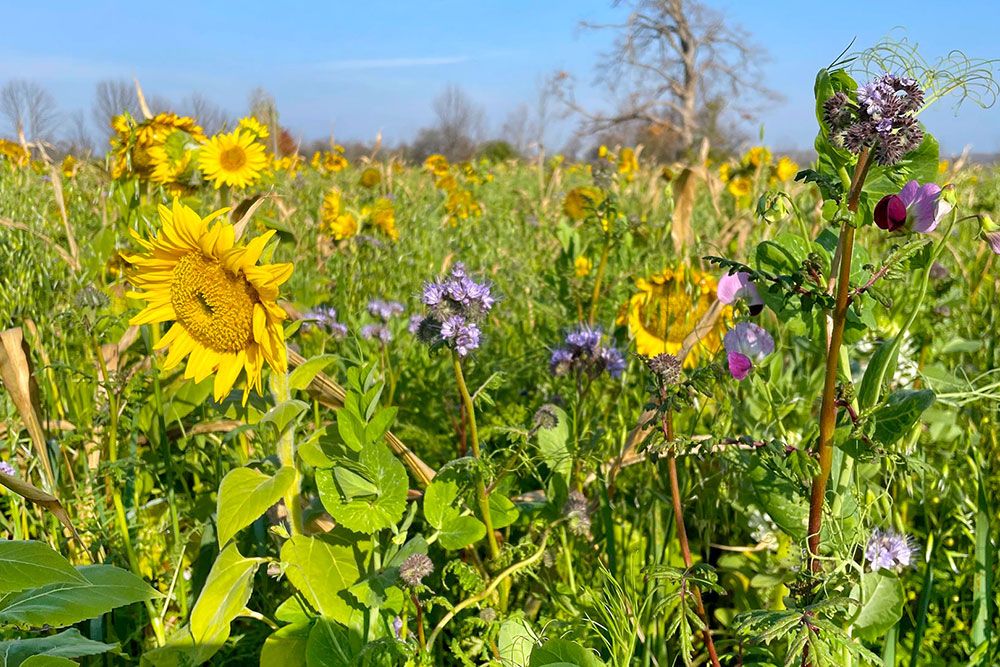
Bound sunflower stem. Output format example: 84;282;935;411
272;369;304;536
587;235;611;325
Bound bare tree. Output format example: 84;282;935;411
431;84;485;159
555;0;773;159
0;79;59;142
182;93;230;134
64;110;94;157
249;87;280;154
92;79;139;138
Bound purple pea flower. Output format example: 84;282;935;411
865;528;917;571
723;322;775;380
980;214;1000;255
875;180;953;233
717;272;764;315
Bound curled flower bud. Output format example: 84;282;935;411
875;181;952;234
647;353;682;385
399;553;434;587
980;213;1000;255
532;404;560;430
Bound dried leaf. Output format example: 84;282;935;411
0;328;56;490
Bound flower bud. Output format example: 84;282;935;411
979;213;1000;255
874;194;906;231
755;191;788;224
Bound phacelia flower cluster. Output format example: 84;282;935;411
303;305;348;339
823;73;925;166
413;263;494;357
399;553;434;587
549;325;626;378
362;298;405;343
0;461;15;477
864;528;917;571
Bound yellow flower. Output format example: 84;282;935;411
423;154;450;176
618;265;729;366
238;116;270;140
109;113;205;181
311;147;349;173
938;160;950;174
574;256;593;278
198;130;267;189
60;155;78;178
598;145;608;159
320;188;358;240
367;197;398;241
562;186;603;221
124;200;292;403
0;139;29;167
148;143;193;191
445;189;482;224
718;163;731;182
727;176;752;198
435;173;458;192
775;156;799;182
359;166;381;188
618;147;639;181
743;146;772;168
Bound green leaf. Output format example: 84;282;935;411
281;536;360;625
529;638;606;667
438;515;486;551
288;354;338;391
306;617;357;666
260;399;310;435
489;494;520;529
0;565;160;628
189;543;264;647
275;595;313;625
260;622;311;667
745;466;808;541
422;478;460;529
498;618;534;667
858;340;900;410
20;657;79;667
0;541;88;594
0;629;118;667
872;390;935;445
316;442;408;534
536;407;571;479
216;466;296;545
854;571;905;640
336;409;367;452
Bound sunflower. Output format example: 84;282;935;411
320;188;358;240
359;167;381;188
0;139;29;167
423;154;450;176
125;201;292;403
109;113;205;181
727;176;752;198
198;129;267;189
562;186;603;221
775;156;799;182
238;116;270;140
618;265;730;366
367;197;398;241
618;147;639;181
743;146;772;168
311;147;349;173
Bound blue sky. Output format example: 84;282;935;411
1;1;997;154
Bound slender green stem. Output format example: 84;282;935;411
272;369;304;536
807;147;872;572
587;235;611;325
451;353;499;559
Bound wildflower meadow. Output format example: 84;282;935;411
0;17;999;667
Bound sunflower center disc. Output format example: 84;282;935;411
219;146;247;172
171;253;256;352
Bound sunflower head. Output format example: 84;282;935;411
359;167;381;188
423;154;450;176
198;130;268;189
367;197;398;241
238;116;270;140
618;265;730;366
110;113;205;181
125;201;292;403
320;188;358;241
0;139;29;168
775;156;799;182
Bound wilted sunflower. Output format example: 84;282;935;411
198;129;267;189
359;167;381;188
562;186;603;221
125;201;292;402
618;265;730;366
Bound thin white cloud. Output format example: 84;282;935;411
321;55;470;71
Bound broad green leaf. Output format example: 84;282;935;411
489;494;520;529
365;406;397;445
498;617;534;667
529;638;606;667
537;407;571;479
281;536;360;625
0;565;160;628
288;354;338;391
260;622;311;667
189;543;265;646
0;541;88;594
260;399;309;435
316;442;407;534
0;629;118;667
854;571;905;640
305;617;356;666
422;478;460;529
275;595;313;625
745;466;807;541
20;657;78;667
438;515;486;551
216;466;296;545
872;390;935;445
336;409;367;452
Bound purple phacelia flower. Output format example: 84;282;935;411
550;325;625;378
304;306;348;339
415;262;494;356
421;282;445;307
361;323;393;343
0;461;15;477
408;314;424;334
367;299;404;321
865;528;917;571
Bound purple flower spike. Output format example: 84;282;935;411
723;322;774;380
865;528;917;571
717;272;764;315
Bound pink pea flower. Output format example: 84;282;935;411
717;272;764;315
874;180;952;233
723;322;775;380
